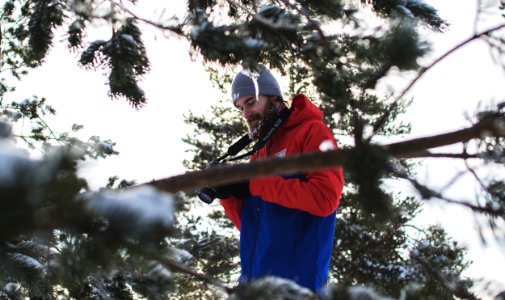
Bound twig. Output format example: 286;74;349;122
112;0;185;35
225;0;298;31
158;255;234;294
395;170;505;217
368;23;505;142
474;0;483;34
276;0;326;39
410;151;479;159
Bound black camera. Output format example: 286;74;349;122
197;159;223;204
196;135;252;205
196;109;290;205
198;186;218;204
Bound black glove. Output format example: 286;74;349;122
214;180;251;200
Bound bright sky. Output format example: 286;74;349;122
5;0;505;297
403;1;505;296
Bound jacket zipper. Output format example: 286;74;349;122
266;139;273;157
248;142;271;279
248;201;262;279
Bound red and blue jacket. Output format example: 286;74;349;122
220;94;344;292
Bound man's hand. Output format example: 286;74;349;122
215;180;251;200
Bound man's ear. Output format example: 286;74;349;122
269;96;283;107
275;98;288;110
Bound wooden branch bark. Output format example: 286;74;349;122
142;117;505;194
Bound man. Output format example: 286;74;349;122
215;67;344;293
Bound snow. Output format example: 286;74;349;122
147;263;172;281
319;140;336;151
86;186;175;228
19;99;30;106
362;124;374;139
348;285;394;300
170;247;193;264
120;34;135;44
397;265;417;281
7;253;44;272
3;282;22;294
96;140;115;154
239;276;315;299
2;109;22;120
0;120;12;138
0;143;33;187
396;5;415;18
243;38;264;49
257;5;299;30
332;112;342;125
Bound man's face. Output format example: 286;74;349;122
235;95;281;140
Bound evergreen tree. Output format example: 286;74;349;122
1;0;504;299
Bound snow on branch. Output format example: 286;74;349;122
86;185;175;230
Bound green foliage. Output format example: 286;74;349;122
0;0;66;71
332;194;416;291
67;18;87;49
1;1;152;106
26;0;65;65
344;144;393;221
1;1;35;80
487;180;505;210
331;194;475;299
298;0;346;19
407;226;472;299
2;0;504;299
79;18;150;107
472;103;505;164
0;143;181;298
361;0;448;30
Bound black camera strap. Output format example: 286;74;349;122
215;107;291;163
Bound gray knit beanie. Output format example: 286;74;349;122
231;67;282;105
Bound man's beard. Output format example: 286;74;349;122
247;99;282;141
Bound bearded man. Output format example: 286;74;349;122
214;66;344;293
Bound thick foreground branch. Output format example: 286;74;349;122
142;117;505;194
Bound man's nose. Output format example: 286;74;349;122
242;107;253;119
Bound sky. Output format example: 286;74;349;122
4;0;505;297
399;1;505;295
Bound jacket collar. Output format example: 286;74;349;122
283;94;324;129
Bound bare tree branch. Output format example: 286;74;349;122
141;115;505;194
157;255;234;295
411;151;479;159
369;23;505;140
401;174;505;217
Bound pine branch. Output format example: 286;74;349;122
369;22;505;141
142;115;505;193
225;0;298;31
